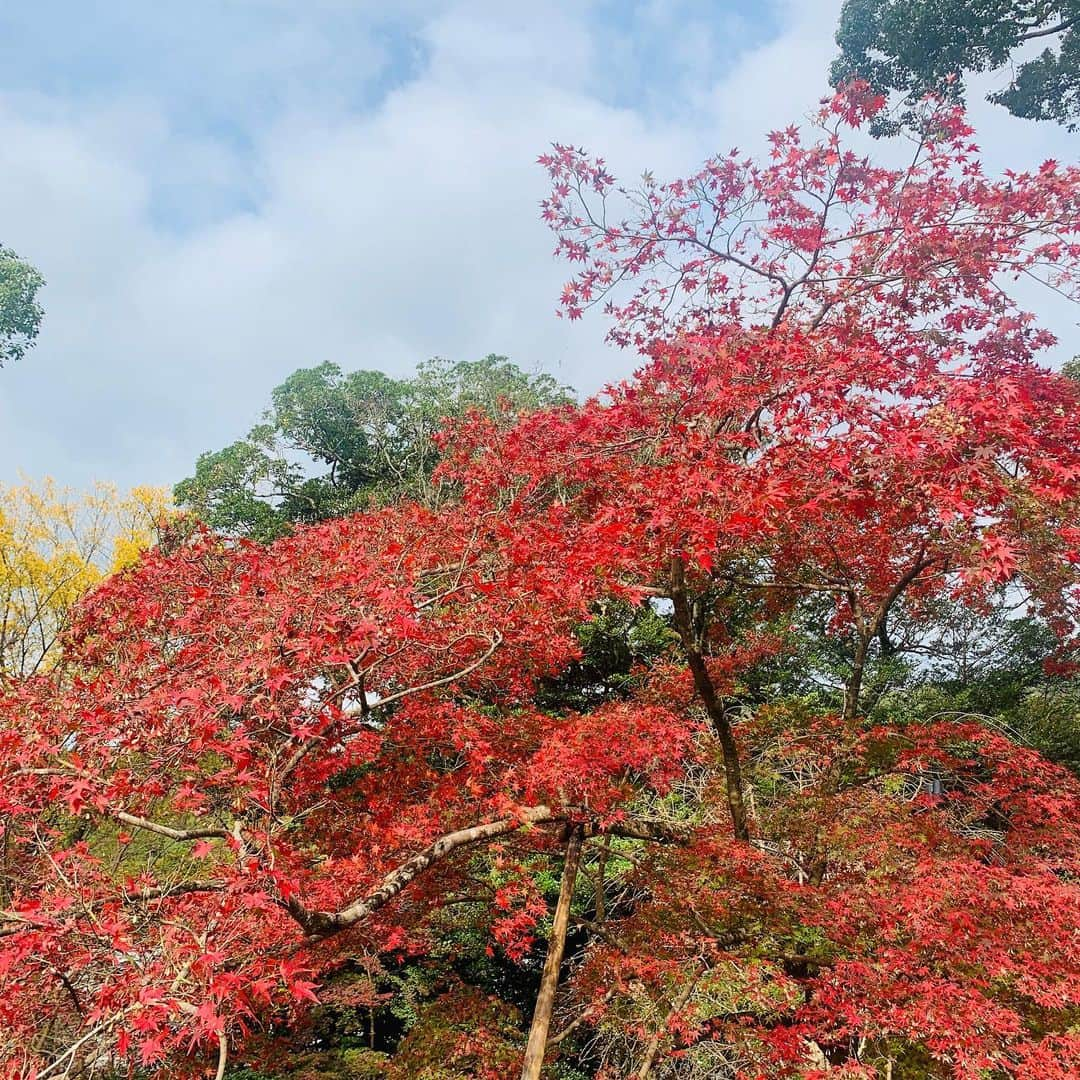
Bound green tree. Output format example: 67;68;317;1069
175;355;574;540
831;1;1080;133
0;245;44;366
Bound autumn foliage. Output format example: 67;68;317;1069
2;90;1080;1079
539;85;1080;359
0;480;172;681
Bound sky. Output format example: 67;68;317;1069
0;0;1077;492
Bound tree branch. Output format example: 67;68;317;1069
292;805;556;936
1019;17;1076;42
113;811;229;843
286;807;688;938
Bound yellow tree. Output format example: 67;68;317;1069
0;479;171;680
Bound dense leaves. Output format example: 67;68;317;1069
0;244;44;367
0;480;171;680
831;1;1080;133
2;92;1080;1079
175;355;574;541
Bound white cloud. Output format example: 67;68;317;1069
0;0;1075;492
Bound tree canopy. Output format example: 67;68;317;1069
174;355;574;541
830;0;1080;133
2;90;1079;1080
539;88;1078;351
0;480;171;681
0;245;44;366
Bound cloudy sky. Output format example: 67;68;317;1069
1;0;1077;492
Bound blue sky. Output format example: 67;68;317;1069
0;1;1076;492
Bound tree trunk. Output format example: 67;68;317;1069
520;828;584;1080
669;555;750;841
844;631;869;722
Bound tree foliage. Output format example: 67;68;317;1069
174;355;574;541
0;479;171;681
4;324;1079;1078
1;92;1080;1079
831;0;1080;133
0;245;44;367
540;88;1079;351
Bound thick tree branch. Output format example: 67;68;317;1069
113;811;229;843
1019;17;1076;42
287;808;687;938
293;806;557;936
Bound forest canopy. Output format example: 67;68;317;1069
174;355;574;541
831;0;1080;133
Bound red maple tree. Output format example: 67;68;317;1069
540;85;1080;359
441;323;1080;1077
2;90;1080;1079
